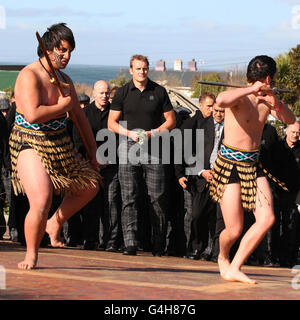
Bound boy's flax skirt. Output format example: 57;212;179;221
209;142;287;211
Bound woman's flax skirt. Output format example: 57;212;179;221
9;126;100;196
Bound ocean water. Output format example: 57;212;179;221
64;64;126;85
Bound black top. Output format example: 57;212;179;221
6;102;16;135
0;112;10;169
174;115;224;182
110;79;173;131
272;138;300;194
259;123;280;174
180;109;204;131
73;101;110;155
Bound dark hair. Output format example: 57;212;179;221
246;55;277;83
199;92;216;103
37;23;75;57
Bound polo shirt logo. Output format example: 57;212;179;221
149;95;154;101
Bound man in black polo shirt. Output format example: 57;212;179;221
108;54;176;256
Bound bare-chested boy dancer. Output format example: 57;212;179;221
10;23;100;269
209;55;295;284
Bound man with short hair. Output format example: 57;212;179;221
198;92;215;119
181;92;215;130
10;23;99;269
175;103;225;260
211;55;295;284
73;80;123;251
271;121;300;267
108;54;176;256
285;122;300;148
174;92;216;256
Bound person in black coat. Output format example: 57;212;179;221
179;92;215;131
271;121;300;267
175;102;225;260
0;99;11;239
72;80;123;251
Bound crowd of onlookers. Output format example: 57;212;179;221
0;82;299;268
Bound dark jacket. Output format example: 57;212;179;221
0;112;10;169
73;101;110;156
174;115;224;193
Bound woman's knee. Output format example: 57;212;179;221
29;198;52;217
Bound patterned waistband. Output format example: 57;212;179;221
15;111;67;132
219;143;260;163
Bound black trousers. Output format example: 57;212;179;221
165;171;186;256
274;193;300;266
0;178;6;238
102;165;123;249
190;185;217;253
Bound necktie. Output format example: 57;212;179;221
210;123;222;168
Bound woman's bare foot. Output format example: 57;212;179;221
45;219;65;248
224;268;257;285
218;255;231;278
18;252;38;270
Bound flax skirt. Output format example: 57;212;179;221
9;125;99;196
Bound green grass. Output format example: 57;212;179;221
0;70;19;90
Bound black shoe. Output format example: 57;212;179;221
152;251;164;257
118;244;125;252
245;255;260;266
66;240;78;247
105;245;118;253
210;256;218;263
98;243;106;251
123;246;137;256
187;250;201;260
262;256;279;267
200;252;212;261
82;240;96;250
65;237;80;247
280;260;296;269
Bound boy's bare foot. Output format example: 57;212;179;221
218;255;231;278
45;219;65;248
223;268;257;285
18;253;38;270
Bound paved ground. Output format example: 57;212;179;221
0;240;299;301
